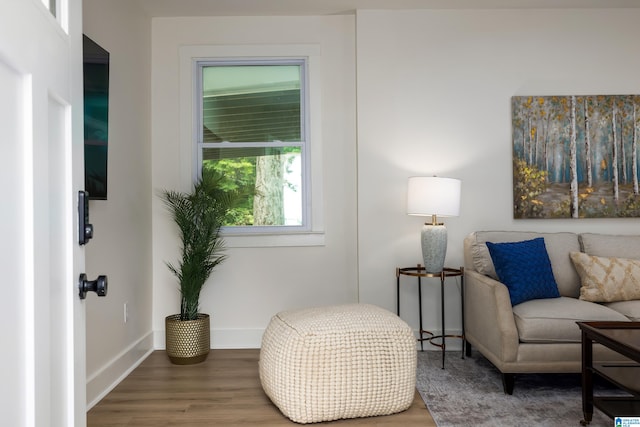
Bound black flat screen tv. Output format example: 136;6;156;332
82;34;109;200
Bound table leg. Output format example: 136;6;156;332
461;267;465;360
396;269;400;316
440;272;445;369
580;330;593;425
418;276;424;351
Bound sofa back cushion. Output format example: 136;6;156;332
464;231;582;298
579;233;640;259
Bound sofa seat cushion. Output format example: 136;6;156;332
603;300;640;321
513;297;629;343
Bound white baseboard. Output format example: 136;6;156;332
154;328;265;349
152;328;465;351
86;331;154;410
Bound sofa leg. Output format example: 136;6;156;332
502;373;514;395
465;341;472;357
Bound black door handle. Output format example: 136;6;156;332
79;273;108;299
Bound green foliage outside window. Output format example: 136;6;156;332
203;158;256;226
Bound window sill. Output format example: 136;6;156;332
223;231;325;248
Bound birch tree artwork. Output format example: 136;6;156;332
512;95;640;219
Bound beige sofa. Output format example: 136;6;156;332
463;231;640;394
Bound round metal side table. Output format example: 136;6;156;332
396;264;465;369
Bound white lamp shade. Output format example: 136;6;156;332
407;176;461;217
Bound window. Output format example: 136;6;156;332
196;59;308;233
48;0;57;17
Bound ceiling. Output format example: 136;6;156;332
136;0;640;17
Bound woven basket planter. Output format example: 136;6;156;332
165;313;210;365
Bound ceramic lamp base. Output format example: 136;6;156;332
421;224;447;273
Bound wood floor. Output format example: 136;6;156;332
88;349;436;426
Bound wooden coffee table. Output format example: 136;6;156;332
577;321;640;425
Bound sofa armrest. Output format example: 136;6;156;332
465;269;519;363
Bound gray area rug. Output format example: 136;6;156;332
416;350;621;427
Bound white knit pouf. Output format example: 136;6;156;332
259;303;417;424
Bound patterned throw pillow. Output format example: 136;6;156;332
569;252;640;302
486;237;560;306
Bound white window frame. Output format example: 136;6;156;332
179;44;325;248
196;58;309;234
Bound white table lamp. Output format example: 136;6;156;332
407;176;461;273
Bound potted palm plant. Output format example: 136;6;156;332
161;168;234;365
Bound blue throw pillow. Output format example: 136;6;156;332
486;237;560;306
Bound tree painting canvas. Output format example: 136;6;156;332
512;95;640;219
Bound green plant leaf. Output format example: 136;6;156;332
161;169;238;321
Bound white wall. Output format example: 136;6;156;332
151;16;358;348
82;6;640;407
356;9;640;338
83;0;154;408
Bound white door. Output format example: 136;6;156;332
0;0;86;426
